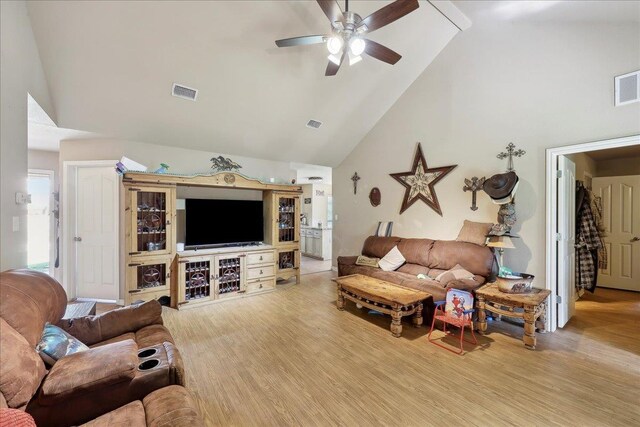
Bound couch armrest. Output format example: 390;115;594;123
39;339;138;405
57;300;163;346
337;256;358;266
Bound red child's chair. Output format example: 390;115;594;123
428;288;477;354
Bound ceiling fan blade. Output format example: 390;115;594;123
275;35;326;48
363;40;401;65
358;0;419;34
317;0;344;25
325;50;347;76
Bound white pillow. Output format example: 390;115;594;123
378;246;406;272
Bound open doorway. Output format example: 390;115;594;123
292;163;333;275
546;134;640;332
27;169;54;275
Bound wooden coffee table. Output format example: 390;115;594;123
475;283;551;350
334;274;430;338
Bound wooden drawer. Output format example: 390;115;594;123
246;265;275;280
246;251;275;266
246;277;276;293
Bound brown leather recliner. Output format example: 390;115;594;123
0;269;203;427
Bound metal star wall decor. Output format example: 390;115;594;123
390;143;457;216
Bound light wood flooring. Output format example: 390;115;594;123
300;256;333;275
161;273;640;426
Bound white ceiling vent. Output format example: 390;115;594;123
172;83;198;101
306;119;322;129
615;71;639;106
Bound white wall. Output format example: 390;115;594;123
333;21;640;291
0;1;55;271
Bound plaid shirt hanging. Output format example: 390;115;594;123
576;201;604;293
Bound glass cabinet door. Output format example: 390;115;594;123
215;254;245;297
128;186;174;256
276;195;299;244
179;256;213;303
127;257;171;296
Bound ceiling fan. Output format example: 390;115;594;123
275;0;420;76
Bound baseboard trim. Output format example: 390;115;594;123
331;266;337;272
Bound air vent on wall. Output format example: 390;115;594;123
615;70;639;106
307;176;323;181
172;83;198;101
306;119;322;129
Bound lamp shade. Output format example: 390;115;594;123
486;235;515;249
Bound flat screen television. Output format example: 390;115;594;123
185;199;263;248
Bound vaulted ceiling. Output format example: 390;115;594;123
27;1;464;166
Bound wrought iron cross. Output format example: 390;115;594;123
463;176;485;211
351;172;361;195
497;143;526;171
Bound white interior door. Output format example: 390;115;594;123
75;166;119;300
593;175;640;292
557;155;576;327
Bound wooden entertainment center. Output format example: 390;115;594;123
122;171;302;309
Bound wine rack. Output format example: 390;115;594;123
136;191;167;252
278;197;296;243
218;257;241;295
183;260;211;300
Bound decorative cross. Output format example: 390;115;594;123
497;143;526;171
463;176;486;211
351;172;361;195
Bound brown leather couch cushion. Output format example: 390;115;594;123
143;385;204;427
81;401;147;427
428;240;494;277
58;301;164;346
362;236;401;259
40;339;138;405
397;238;434;266
135;324;176;348
396;263;430;276
0;319;47;409
0;270;67;348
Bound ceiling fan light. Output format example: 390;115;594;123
328;53;342;66
349;38;366;56
327;36;343;55
348;51;362;66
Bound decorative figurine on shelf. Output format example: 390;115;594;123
210;156;242;172
497;143;526;172
154;163;170;174
462;176;485;211
351;172;361;195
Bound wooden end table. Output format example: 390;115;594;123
334;274;430;338
475;283;551;350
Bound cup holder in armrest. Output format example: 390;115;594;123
138;359;160;371
137;348;158;359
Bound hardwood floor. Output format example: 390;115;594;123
160;273;639;426
300;256;332;275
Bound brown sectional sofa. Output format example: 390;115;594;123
0;269;203;427
338;236;496;307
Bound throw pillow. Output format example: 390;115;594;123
456;220;492;246
355;255;379;268
435;264;476;285
36;323;89;366
378;246;405;272
0;409;36;427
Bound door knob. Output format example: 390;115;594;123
631;236;640;243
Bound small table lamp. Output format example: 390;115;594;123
486;235;516;276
